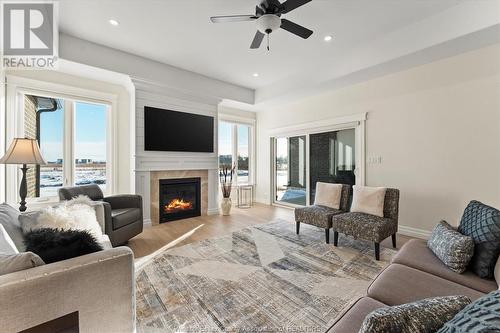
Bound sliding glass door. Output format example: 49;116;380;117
274;135;307;206
309;128;355;203
272;127;357;207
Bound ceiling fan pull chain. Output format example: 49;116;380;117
267;34;270;51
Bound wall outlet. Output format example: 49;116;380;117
368;156;382;165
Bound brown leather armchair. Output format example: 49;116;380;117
58;185;143;246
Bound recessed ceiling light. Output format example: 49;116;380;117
324;35;333;42
109;19;119;26
252;73;259;77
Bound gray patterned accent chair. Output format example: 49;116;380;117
294;184;351;243
331;188;400;260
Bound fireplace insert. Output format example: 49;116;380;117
159;177;201;223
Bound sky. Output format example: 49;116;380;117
218;122;249;157
39;101;107;162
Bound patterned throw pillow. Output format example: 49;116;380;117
359;296;471;333
427;221;474;273
458;201;500;278
438;290;500;332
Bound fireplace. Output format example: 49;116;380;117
159;177;201;223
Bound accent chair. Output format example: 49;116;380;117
331;188;400;260
58;185;143;247
294;183;351;243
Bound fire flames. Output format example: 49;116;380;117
164;198;193;213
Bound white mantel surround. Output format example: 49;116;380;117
133;80;220;225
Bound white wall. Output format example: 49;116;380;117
256;43;500;237
4;70;134;195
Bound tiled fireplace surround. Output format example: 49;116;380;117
150;170;208;225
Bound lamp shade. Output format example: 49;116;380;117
0;138;46;165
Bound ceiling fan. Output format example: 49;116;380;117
210;0;313;50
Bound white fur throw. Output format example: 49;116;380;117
24;196;103;240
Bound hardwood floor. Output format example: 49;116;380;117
128;203;412;258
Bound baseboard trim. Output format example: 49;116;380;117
207;208;220;216
398;225;431;240
143;219;152;226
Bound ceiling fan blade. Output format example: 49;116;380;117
280;0;312;14
210;15;256;23
250;31;265;49
280;19;313;39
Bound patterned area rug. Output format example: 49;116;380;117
136;220;396;332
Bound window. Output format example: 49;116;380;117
272;127;359;207
23;94;110;198
274;136;307;206
218;121;253;184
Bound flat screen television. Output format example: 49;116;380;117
144;106;214;153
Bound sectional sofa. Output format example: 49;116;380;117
328;238;499;332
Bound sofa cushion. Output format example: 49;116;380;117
392;239;497;294
438;290;500;332
314;182;342;209
0;252;44;275
360;295;471;333
367;264;484;306
327;297;386;333
427;220;474;273
294;205;342;229
112;208;142;230
331;212;397;243
458;200;500;279
495;256;500;289
0;224;18;254
0;203;25;251
350;186;387;217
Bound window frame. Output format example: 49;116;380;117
5;75;118;204
269;113;366;208
217;117;255;185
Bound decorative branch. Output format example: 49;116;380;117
219;163;235;198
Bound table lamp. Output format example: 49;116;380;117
0;138;46;211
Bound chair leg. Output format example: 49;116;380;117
296;221;300;235
391;234;397;248
374;242;380;261
325;229;330;244
333;231;339;246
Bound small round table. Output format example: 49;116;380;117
237;184;253;209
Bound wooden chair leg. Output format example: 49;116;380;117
296;221;300;235
325;229;330;244
374;242;380;261
333;231;339;246
391;234;397;248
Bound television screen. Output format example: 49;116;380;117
144;106;214;153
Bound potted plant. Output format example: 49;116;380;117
219;164;235;215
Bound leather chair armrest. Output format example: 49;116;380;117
103;195;143;210
100;201;113;235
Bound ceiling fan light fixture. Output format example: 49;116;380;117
256;14;281;34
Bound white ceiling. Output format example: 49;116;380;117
59;0;466;91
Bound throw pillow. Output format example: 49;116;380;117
427;220;474;273
24;228;103;264
494;255;500;290
350;185;387;217
438;290;500;332
19;196;103;241
458;200;500;278
0;224;19;254
0;203;25;251
314;182;342;209
360;295;471;333
0;252;44;275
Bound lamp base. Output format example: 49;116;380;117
19;164;28;212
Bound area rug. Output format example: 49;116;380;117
135;219;396;332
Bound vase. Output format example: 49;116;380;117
221;197;232;216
